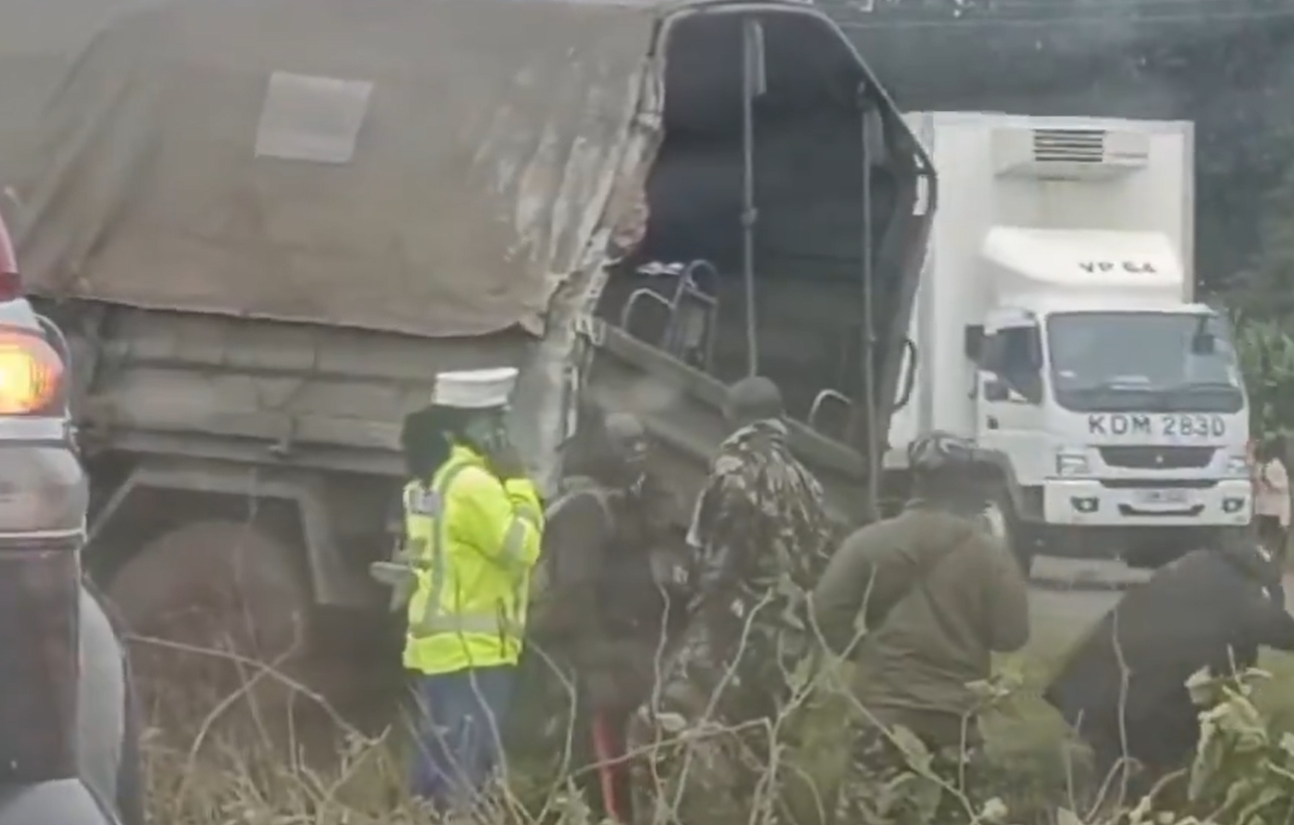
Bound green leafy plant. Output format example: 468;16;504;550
1233;314;1294;442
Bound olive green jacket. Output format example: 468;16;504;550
810;502;1029;744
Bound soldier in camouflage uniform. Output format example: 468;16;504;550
811;431;1029;824
645;377;832;759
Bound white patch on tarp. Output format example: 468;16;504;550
255;71;373;164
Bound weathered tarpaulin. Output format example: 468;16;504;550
16;0;658;337
0;0;159;186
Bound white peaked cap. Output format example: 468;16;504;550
430;367;519;409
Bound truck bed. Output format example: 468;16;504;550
39;302;531;476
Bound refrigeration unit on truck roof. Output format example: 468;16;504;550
889;112;1249;573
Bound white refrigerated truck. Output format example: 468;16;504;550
886;111;1252;572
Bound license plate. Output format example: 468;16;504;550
1135;489;1189;505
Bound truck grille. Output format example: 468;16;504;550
1098;446;1216;470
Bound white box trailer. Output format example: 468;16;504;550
887;112;1252;571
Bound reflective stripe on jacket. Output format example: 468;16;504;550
402;443;544;675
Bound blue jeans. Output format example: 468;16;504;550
408;665;516;807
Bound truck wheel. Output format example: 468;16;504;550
104;519;310;724
984;491;1034;578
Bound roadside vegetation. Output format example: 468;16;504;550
1235;315;1294;445
136;621;1294;825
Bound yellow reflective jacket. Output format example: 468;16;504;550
402;444;544;675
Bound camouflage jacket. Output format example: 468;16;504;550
663;419;833;718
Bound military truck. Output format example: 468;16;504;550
13;0;935;698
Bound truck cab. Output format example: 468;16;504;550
889;112;1251;572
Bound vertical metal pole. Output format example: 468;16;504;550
740;19;761;377
858;86;879;517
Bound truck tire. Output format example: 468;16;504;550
983;491;1034;578
104;519;310;725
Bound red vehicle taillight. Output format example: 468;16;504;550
0;330;63;416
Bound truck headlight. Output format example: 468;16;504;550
1055;448;1091;477
1225;455;1250;478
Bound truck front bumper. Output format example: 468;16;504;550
1041;479;1251;528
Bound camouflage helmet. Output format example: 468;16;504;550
907;430;978;473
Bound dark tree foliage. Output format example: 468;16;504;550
1235;144;1294;318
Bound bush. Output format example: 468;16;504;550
141;654;1294;825
1234;314;1294;442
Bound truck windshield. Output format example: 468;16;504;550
1046;311;1245;414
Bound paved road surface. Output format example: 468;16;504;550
1028;557;1149;639
1027;557;1294;646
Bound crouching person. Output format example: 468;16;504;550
530;413;692;824
810;432;1029;824
1044;534;1294;807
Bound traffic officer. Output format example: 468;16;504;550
379;367;544;809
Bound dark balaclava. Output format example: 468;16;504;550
401;407;453;480
603;412;649;488
402;404;514;481
453;406;511;457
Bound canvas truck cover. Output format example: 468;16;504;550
0;0;160;186
14;0;659;338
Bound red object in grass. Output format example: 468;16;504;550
592;712;626;824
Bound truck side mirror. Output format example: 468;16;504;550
1016;371;1044;404
1191;331;1216;355
894;338;918;410
983;377;1010;402
1025;327;1043;369
963;325;984;361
